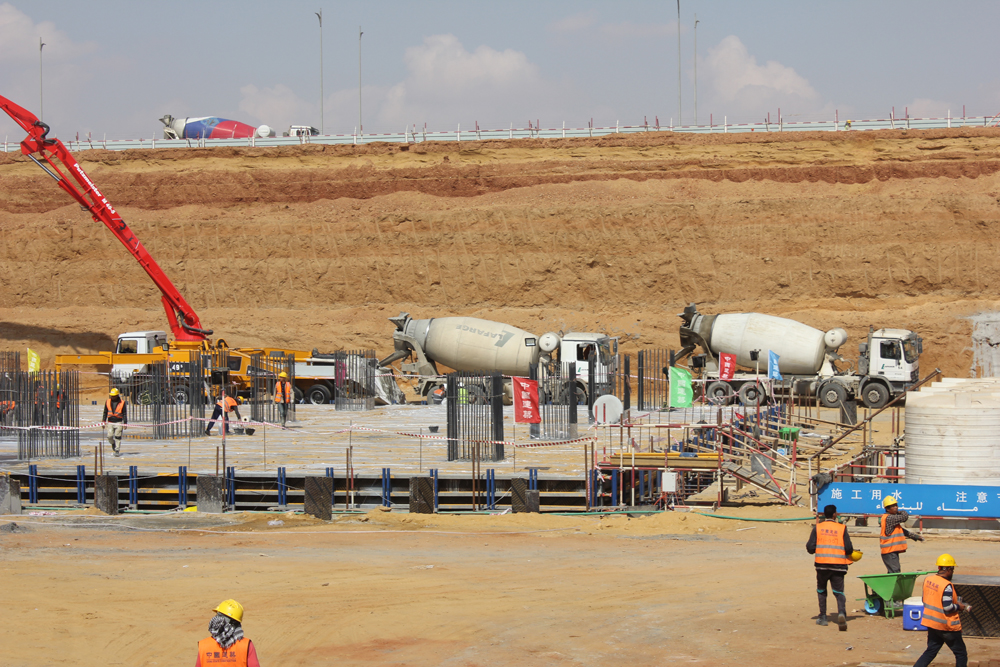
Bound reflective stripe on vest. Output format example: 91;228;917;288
880;514;907;554
105;399;124;419
814;521;851;566
921;575;961;631
198;636;249;666
274;381;292;404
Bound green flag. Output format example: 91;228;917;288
668;366;693;408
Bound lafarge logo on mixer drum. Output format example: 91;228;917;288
454;324;515;347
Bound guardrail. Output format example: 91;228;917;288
4;113;998;153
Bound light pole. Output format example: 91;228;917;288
676;0;681;126
39;37;46;121
316;10;323;134
358;26;363;138
694;14;699;126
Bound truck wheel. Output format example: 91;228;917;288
705;381;734;404
293;387;304;403
738;383;764;407
818;382;847;409
468;384;488;404
860;383;889;409
172;385;191;405
307;383;332;405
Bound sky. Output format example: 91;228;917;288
2;1;1000;141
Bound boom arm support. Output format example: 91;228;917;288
0;95;211;341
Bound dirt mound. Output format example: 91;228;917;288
2;128;1000;379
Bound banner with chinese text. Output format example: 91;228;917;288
816;482;1000;518
512;377;541;424
719;353;736;380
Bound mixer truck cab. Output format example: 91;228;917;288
560;332;618;382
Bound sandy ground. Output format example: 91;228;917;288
1;509;997;667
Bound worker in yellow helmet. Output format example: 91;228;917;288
196;599;261;666
914;554;971;667
273;371;293;427
102;388;127;457
879;495;924;573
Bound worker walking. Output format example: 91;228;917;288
806;504;854;631
206;392;242;436
880;495;924;573
913;554;971;667
103;388;127;457
196;599;261;667
273;371;293;428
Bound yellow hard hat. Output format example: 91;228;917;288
213;599;244;622
109;388;119;397
936;554;956;568
849;550;863;563
882;496;898;508
278;372;288;378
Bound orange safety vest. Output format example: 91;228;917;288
814;520;851;566
216;396;238;411
105;398;125;421
274;380;293;404
197;636;250;666
921;574;962;632
51;390;66;409
880;514;907;555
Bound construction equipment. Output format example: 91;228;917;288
159;114;275;139
0;95;402;406
677;303;922;408
378;313;617;403
858;571;934;617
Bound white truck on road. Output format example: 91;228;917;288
677;303;922;408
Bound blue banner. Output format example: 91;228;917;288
768;350;782;380
817;482;1000;518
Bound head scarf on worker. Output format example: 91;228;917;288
208;611;244;649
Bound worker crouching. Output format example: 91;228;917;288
206;394;241;436
806;504;855;631
103;388;127;457
197;599;261;666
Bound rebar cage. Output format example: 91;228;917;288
446;371;505;462
0;352;80;459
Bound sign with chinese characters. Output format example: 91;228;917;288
816;482;1000;518
512;377;540;424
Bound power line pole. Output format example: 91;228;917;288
316;10;323;134
676;0;681;126
39;37;46;121
694;14;699;126
358;26;363;138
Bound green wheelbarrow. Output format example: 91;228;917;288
857;571;934;618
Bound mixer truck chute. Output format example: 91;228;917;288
379;313;617;404
677;304;921;409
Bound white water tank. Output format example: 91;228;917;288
904;378;1000;485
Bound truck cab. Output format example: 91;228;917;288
112;331;169;374
559;333;619;401
860;329;921;384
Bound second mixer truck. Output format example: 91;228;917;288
677;303;922;408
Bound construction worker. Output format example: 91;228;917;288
206;392;242;436
913;554;971;667
273;371;293;427
457;381;469;405
103;388;127;456
806;504;854;631
50;383;68;426
196;599;261;667
880;495;924;573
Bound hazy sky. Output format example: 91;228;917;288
2;1;999;141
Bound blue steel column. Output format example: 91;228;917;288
178;466;187;507
28;464;38;504
228;466;237;510
129;465;138;508
430;468;439;509
76;465;86;504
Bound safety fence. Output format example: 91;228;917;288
6;111;998;153
0;368;80;460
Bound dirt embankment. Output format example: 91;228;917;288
2;128;1000;377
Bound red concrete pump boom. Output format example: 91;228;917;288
0;95;211;342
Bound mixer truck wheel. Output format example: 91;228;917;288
467;384;488;404
738;383;764;407
860;383;889;409
307;383;332;405
705;381;734;405
818;382;847;409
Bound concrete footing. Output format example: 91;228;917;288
197;476;225;513
303;477;333;520
94;475;118;515
0;476;21;515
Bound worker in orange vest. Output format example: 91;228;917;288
273;371;293;427
880;495;923;573
806;504;855;631
196;599;261;667
103;388;127;457
914;554;971;667
206;392;242;436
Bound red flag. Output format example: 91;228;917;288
512;377;541;424
719;353;736;381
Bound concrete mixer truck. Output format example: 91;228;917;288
677;303;922;408
378;313;618;404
